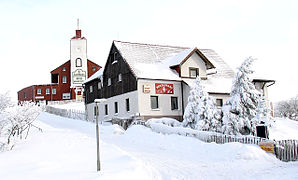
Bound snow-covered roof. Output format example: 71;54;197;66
83;68;104;84
200;49;234;79
114;41;233;80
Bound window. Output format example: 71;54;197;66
98;82;102;89
52;88;57;95
76;58;82;67
171;97;178;110
94;106;98;116
24;92;27;98
108;78;111;86
105;104;108;115
62;67;66;71
216;99;223;107
46;88;50;95
62;76;67;83
126;98;130;112
113;52;118;63
90;85;93;93
150;96;159;109
62;93;71;99
37;89;41;95
92;66;96;72
189;68;198;78
118;74;122;82
114;102;118;114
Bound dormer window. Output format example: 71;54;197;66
76;58;82;67
189;68;199;78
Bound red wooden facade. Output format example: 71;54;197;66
18;60;101;103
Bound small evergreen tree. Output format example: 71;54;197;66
183;77;201;129
183;77;222;132
222;57;260;135
251;95;271;134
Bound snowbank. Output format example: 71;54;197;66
0;113;298;179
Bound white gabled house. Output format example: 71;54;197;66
84;40;274;122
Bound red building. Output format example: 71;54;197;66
18;27;101;103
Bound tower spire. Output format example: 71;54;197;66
77;18;80;30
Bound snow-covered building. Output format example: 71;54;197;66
84;40;274;122
18;27;101;104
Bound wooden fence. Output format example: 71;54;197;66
274;140;298;162
45;106;87;121
203;134;268;145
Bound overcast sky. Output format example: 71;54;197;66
0;0;297;102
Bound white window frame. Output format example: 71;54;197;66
62;76;67;83
98;82;102;89
90;85;93;93
62;93;71;100
46;88;50;95
150;96;159;110
104;104;108;115
37;89;42;95
171;96;178;110
126;98;130;112
52;88;57;95
114;102;118;114
189;68;198;78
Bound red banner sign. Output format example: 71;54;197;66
155;83;174;94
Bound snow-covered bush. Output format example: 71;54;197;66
183;78;222;132
0;92;12;113
147;117;182;127
0;101;43;151
222;57;262;135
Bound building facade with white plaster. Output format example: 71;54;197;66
84;41;274;122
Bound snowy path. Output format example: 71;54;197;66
1;113;298;180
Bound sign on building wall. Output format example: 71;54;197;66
143;84;151;93
72;69;86;84
155;83;174;94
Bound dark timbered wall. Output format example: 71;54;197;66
85;43;137;104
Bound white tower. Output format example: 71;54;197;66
70;19;88;100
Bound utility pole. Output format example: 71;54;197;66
94;99;106;171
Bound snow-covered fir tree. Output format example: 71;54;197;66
183;77;201;129
251;95;271;134
222;57;260;135
183;77;222;132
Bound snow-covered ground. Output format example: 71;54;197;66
49;101;85;111
269;117;298;140
0;113;298;180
